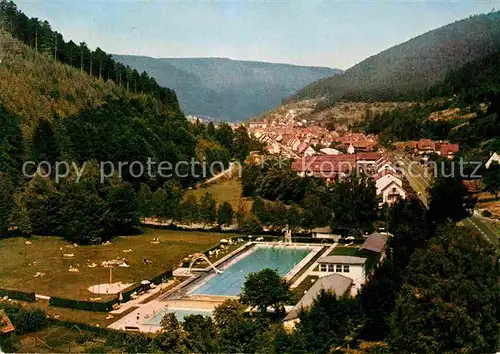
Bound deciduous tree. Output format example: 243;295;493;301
240;268;292;314
199;192;217;225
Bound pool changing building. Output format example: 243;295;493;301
283;274;352;329
310;256;367;291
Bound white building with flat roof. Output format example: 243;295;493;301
310;255;366;292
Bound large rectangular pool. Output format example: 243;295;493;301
190;245;313;296
143;308;213;326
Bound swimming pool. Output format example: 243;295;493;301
190;245;313;296
142;308;213;325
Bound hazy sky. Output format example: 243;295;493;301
15;0;498;70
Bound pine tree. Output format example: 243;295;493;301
217;201;234;227
9;191;32;235
0;172;15;236
29;118;59;165
136;183;154;218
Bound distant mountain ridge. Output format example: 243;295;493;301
291;11;500;104
113;55;341;121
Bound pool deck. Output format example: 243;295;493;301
107;241;327;333
290;243;337;288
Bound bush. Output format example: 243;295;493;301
1;304;47;334
86;344;107;353
75;333;93;344
0;335;18;353
120;284;142;303
121;333;152;353
150;269;173;285
481;209;492;218
49;297;116;312
105;332;128;348
0;289;36;302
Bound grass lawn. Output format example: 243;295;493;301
185;179;253;211
330;246;381;272
0;228;236;301
329;246;359;257
476;192;500;218
291;275;319;302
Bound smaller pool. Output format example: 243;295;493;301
142;308;212;326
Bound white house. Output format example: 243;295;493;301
290;139;301;152
375;171;403;194
347;143;355;154
283;274;352;329
304;146;316;156
486;152;500;169
311;255;366;291
376;160;398;174
379;180;406;205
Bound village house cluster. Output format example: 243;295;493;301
291;152;407;205
404;139;459;159
248;121;378;158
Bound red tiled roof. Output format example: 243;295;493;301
440;143;459;156
297;142;310;154
374;169;401;180
417;139;435;151
291;155;357;174
353;140;375;148
356;152;383;161
0;310;15;334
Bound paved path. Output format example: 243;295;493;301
397;156;431;207
397;156;499;247
204;162;235;184
110;280;176;315
290;243;337;289
467;213;499;246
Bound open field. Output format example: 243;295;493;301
185;179;253;211
0;228;236;300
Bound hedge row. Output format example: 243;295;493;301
120;284;142;303
49;268;174;311
150;269;173;285
0;288;36;302
143;223;237;233
49;297;117;312
291;236;336;244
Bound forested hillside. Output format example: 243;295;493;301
292;11;500;104
114;55;341;121
0;0;180;130
0;1;264;244
0;29;125;131
426;48;500;104
355;42;500;153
